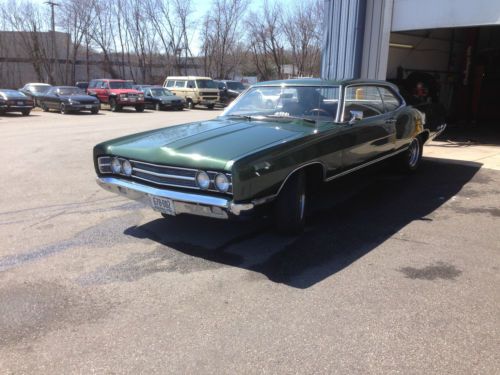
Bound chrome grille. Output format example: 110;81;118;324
97;156;232;194
130;160;232;194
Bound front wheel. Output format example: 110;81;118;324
273;170;307;235
135;105;145;112
186;99;194;109
60;103;68;114
109;97;120;112
41;102;49;112
22;109;31;116
396;136;423;172
91;108;99;114
207;104;215;110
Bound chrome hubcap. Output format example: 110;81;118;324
408;139;420;167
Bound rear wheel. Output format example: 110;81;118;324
273;170;307;235
207;104;215;110
396;136;423;172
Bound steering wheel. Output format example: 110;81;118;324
304;108;330;116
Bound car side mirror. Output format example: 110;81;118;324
349;110;363;124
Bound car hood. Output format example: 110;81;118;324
157;95;182;101
95;118;317;170
61;94;96;101
110;89;142;94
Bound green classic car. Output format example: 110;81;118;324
94;78;445;233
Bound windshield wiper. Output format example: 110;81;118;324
265;114;316;124
225;114;266;121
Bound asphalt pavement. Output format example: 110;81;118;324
0;108;499;374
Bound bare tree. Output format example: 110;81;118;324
246;0;286;80
201;0;248;79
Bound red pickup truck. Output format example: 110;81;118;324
87;79;145;112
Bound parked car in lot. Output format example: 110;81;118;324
142;86;185;111
0;89;33;116
19;83;52;107
38;86;100;114
87;79;145;112
163;76;219;109
133;84;152;92
94;78;446;234
215;80;246;105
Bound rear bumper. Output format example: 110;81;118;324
0;105;32;111
97;177;254;219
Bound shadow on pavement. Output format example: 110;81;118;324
124;159;481;288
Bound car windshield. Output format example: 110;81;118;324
30;85;51;93
222;85;340;121
227;82;245;90
150;88;173;96
196;80;216;89
57;87;84;95
109;81;134;89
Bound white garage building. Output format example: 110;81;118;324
322;0;500;127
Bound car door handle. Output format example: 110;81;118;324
385;118;396;124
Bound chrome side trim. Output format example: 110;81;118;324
325;147;408;181
96;177;253;218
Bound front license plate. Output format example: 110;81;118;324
17;101;24;105
85;105;91;109
149;195;176;216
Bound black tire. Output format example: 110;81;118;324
207;104;215;110
396;136;423;172
186;99;194;109
41;102;49;112
273;170;307;235
60;103;68;114
21;109;31;116
91;108;99;114
109;97;120;112
135;105;145;112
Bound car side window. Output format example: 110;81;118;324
88;81;96;89
101;82;109;89
378;86;401;112
187;80;195;89
175;80;186;88
166;80;175;88
343;85;385;121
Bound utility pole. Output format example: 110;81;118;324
45;1;59;84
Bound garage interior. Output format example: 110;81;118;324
387;26;500;142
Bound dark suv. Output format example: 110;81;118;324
87;79;145;112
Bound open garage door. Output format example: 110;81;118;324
387;26;500;139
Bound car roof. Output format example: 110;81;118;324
91;79;128;82
252;78;399;90
0;89;25;94
53;86;79;89
166;76;213;80
26;83;51;86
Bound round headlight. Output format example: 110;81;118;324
215;173;230;192
111;157;122;174
196;171;210;190
122;160;132;176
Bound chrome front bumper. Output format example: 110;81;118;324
96;177;253;219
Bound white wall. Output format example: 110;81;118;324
392;0;500;31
